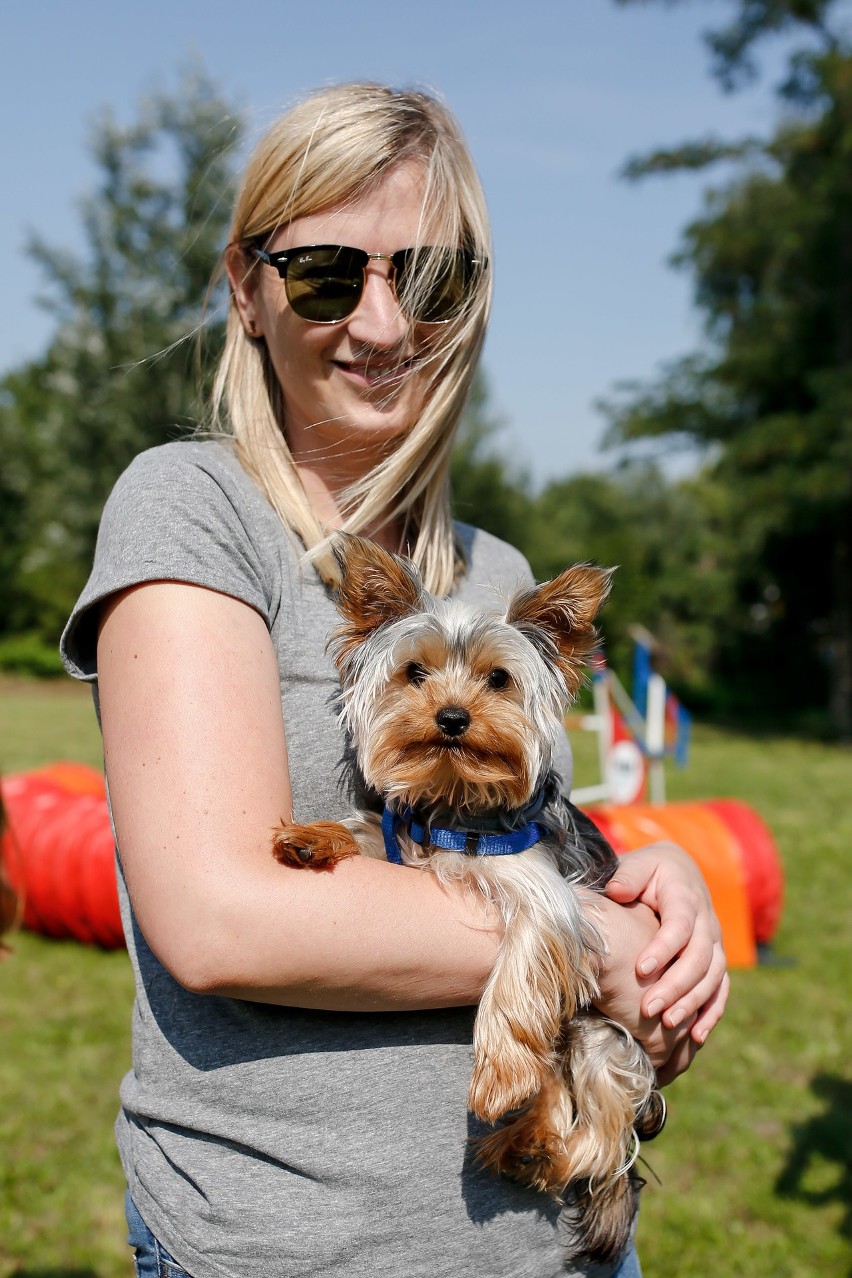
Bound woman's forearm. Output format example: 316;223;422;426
170;853;501;1011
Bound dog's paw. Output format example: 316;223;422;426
272;821;359;870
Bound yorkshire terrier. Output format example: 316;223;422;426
273;533;666;1262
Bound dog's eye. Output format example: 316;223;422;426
487;668;509;690
406;662;428;686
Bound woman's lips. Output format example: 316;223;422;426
333;358;413;389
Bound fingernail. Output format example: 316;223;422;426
697;1028;709;1044
667;1008;686;1028
646;999;664;1018
639;957;658;976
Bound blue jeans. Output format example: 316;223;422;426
612;1245;643;1278
126;1191;193;1278
126;1190;642;1277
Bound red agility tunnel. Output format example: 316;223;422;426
1;764;124;949
703;799;784;946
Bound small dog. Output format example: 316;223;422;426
273;534;665;1262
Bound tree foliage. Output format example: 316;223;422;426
450;372;534;553
1;68;241;639
608;0;852;735
615;0;841;88
526;465;740;701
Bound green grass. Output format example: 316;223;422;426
1;679;850;1277
1;679;133;1278
0;677;106;773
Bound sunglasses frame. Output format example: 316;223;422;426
248;243;485;326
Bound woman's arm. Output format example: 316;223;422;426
97;580;501;1011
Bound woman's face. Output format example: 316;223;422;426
231;162;435;468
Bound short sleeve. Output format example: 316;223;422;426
453;521;536;605
61;442;274;681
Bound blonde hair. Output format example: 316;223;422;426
210;82;492;594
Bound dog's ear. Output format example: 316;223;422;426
331;533;423;663
506;564;614;695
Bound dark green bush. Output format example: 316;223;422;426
0;633;64;678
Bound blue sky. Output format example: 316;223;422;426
0;0;824;482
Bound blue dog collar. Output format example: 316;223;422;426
381;805;545;864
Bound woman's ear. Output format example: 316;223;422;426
224;243;263;338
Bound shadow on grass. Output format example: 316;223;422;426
775;1073;852;1241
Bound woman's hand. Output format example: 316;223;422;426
590;897;695;1085
604;841;729;1041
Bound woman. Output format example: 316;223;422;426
61;83;727;1278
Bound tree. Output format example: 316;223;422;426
450;377;742;705
526;464;739;701
617;0;841;91
609;0;852;735
2;68;241;641
450;371;535;553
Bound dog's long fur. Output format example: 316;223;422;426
272;534;664;1263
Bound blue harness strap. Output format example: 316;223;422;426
382;805;406;864
381;805;544;864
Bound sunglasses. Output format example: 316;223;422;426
249;243;486;325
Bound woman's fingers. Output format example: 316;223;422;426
634;886;712;978
690;969;731;1044
640;922;722;1020
657;941;728;1029
618;845;726;1021
655;1031;702;1088
649;968;729;1085
590;877;728;1086
601;840;730;1069
655;975;729;1086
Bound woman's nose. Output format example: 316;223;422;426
346;264;409;347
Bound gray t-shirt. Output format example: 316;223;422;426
61;440;620;1278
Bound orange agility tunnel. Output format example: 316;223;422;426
585;800;785;968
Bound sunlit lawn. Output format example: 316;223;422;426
1;678;849;1277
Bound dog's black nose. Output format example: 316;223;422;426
436;706;471;737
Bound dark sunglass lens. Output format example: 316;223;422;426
285;247;365;322
395;248;473;323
